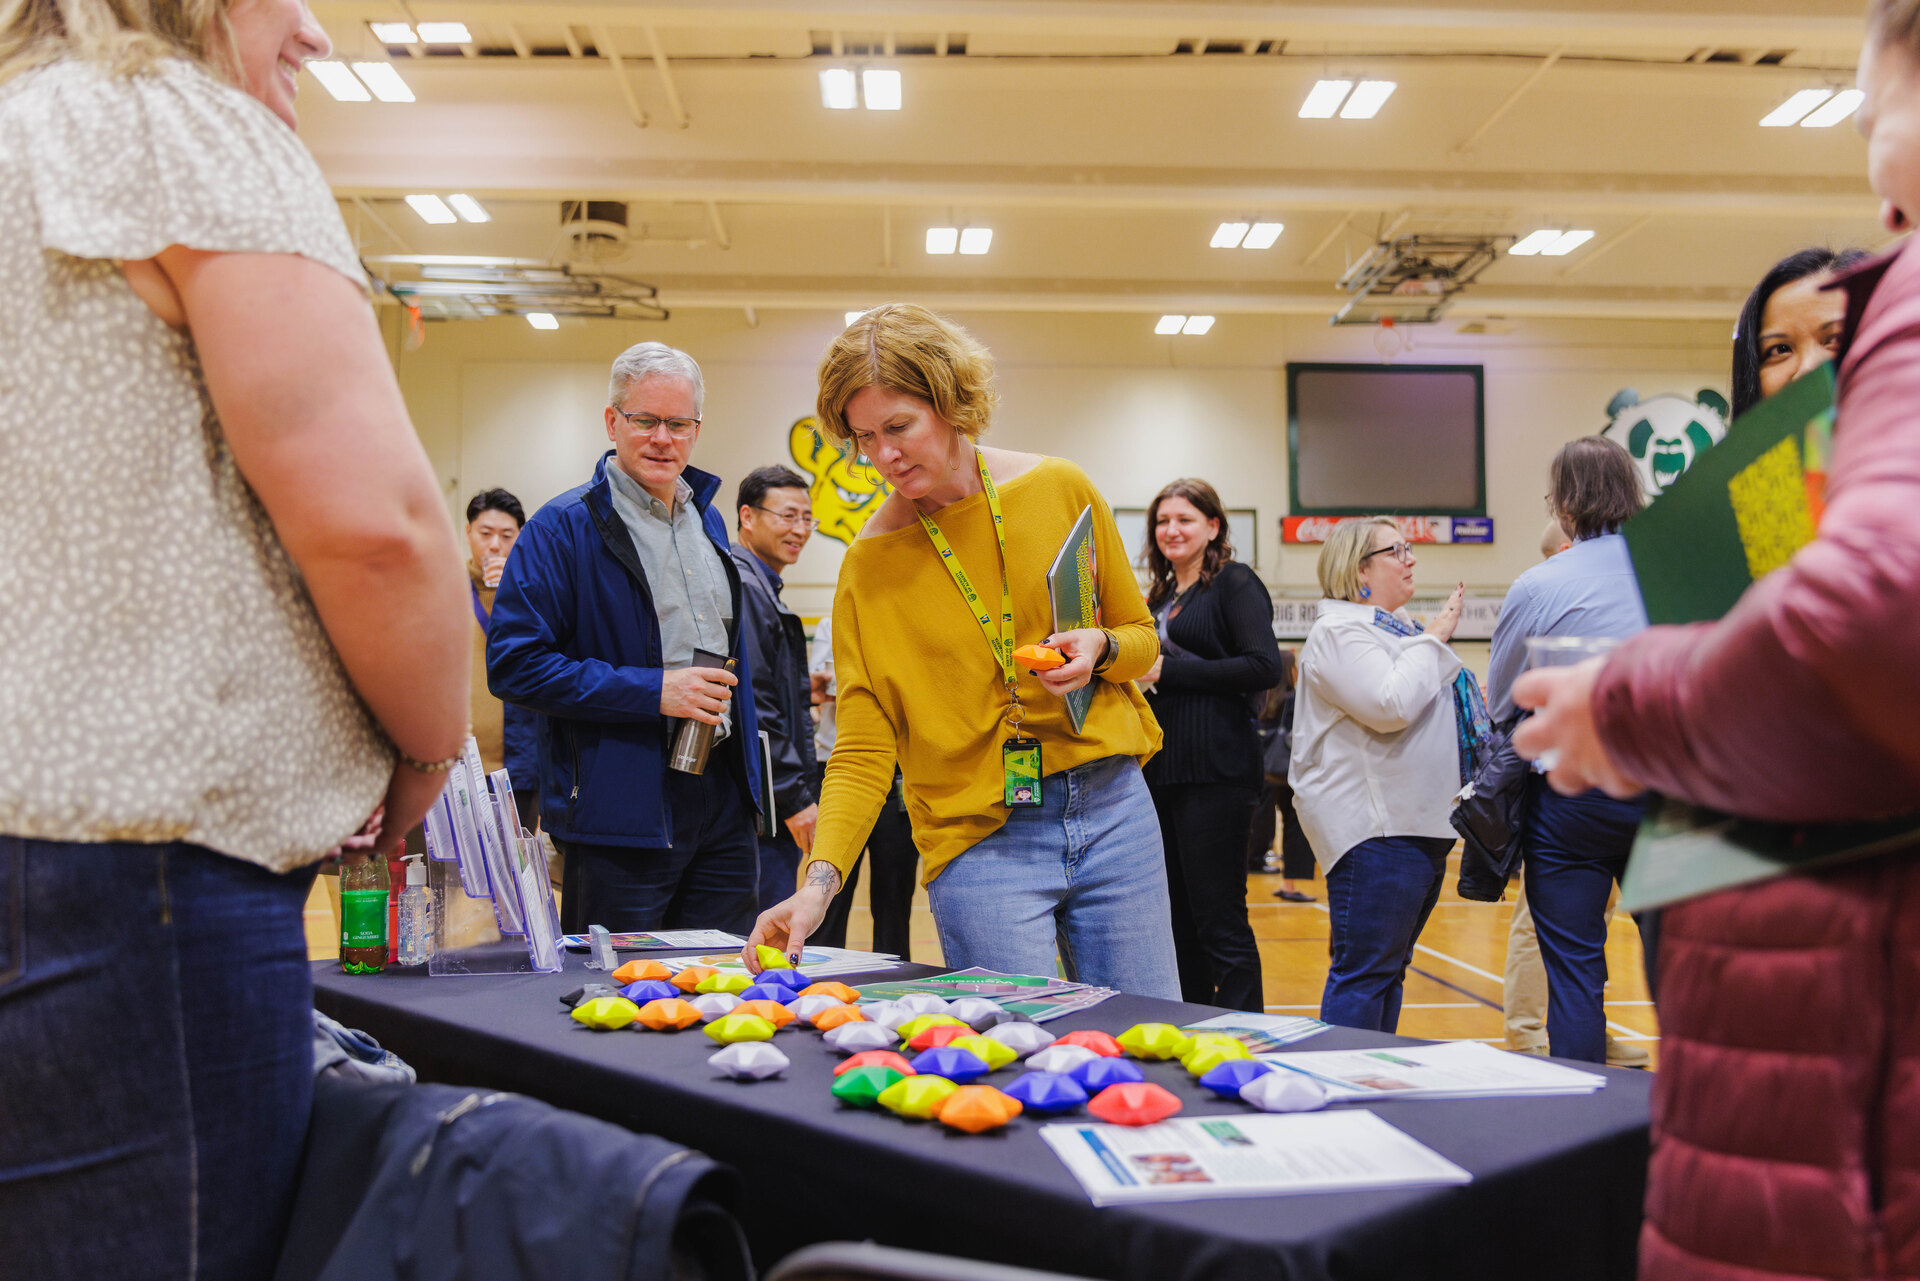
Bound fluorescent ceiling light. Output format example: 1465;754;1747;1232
1541;229;1596;256
1242;221;1284;249
862;69;902;110
1211;221;1251;249
1155;315;1187;335
526;313;559;330
446;194;490;223
1299;79;1352;119
1508;228;1564;256
1181;315;1215;335
820;68;857;109
368;22;416;43
351;61;415;102
415;22;471;43
844;311;866;325
1760;88;1834;127
1340;80;1397;119
1800;88;1864;128
925;227;958;254
307;60;370;101
958;227;993;254
405;194;457;225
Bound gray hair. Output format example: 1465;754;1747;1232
608;342;705;412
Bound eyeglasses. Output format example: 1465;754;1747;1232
1359;541;1415;565
615;410;702;438
750;505;817;530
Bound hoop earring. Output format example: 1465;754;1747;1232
1360;585;1372;600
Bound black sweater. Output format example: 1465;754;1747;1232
1142;560;1283;788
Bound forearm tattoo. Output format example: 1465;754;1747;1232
805;860;842;896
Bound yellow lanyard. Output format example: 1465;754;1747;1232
916;450;1022;727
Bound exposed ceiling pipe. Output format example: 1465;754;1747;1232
1453;47;1564;156
644;24;691;128
596;27;651;127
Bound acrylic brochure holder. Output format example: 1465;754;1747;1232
422;741;561;976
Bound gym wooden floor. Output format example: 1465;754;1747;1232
304;849;1660;1068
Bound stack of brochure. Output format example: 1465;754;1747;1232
420;742;562;974
1258;1041;1609;1101
855;968;1119;1023
558;930;747;952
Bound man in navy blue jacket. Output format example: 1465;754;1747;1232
487;343;763;934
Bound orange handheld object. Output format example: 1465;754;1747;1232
1013;644;1067;673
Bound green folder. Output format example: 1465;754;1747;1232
1617;363;1920;911
1047;505;1099;734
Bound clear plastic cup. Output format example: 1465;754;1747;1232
1523;637;1624;770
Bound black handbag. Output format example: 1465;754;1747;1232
1451;722;1533;902
1260;693;1294;783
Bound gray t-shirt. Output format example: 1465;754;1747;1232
605;464;734;736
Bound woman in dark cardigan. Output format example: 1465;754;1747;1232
1139;479;1281;1010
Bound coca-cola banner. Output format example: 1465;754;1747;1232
1281;515;1493;545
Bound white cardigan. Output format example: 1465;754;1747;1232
1288;599;1463;871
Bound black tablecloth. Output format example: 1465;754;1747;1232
312;958;1649;1281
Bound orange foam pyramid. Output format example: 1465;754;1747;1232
635;998;703;1031
935;1084;1024;1133
612;959;672;984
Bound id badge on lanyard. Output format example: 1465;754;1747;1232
917;451;1043;810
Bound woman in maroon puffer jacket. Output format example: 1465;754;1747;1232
1513;7;1920;1279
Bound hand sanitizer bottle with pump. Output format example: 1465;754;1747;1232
397;854;433;966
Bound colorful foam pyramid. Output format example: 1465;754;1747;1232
571;996;641;1030
1239;1070;1331;1113
984;1022;1057;1058
739;983;800;1006
934;1085;1024;1134
866;1003;919;1034
904;1023;972;1052
894;993;950;1016
733;1000;796;1030
1002;1070;1090;1115
788;994;840;1021
697;973;754;995
1027;1044;1101;1075
945;997;1004;1025
1054;1029;1123;1057
813;1005;869;1032
1184;1045;1254;1078
704;1012;776;1044
910;1046;991;1084
800;981;859;1003
1181;1032;1248;1060
1198;1059;1274;1099
689;993;743;1022
621;979;680;1003
758;968;811;992
835;1050;915;1078
611;959;673;984
896;1013;968;1042
755;944;794;971
670;966;717;993
1116;1023;1192;1061
878;1074;957;1120
1069;1056;1145;1093
1087;1081;1183;1126
709;1042;788;1081
635;998;704;1031
946;1035;1017;1071
965;1007;1032;1033
824;1022;898;1054
831;1064;905;1109
560;983;622;1009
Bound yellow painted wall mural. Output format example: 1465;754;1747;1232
788;416;889;545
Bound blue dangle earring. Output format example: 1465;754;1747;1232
1360;585;1371;600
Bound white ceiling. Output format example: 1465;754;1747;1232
305;0;1889;325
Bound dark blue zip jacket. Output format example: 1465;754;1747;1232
485;453;761;847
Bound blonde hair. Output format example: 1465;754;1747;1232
1316;517;1400;603
0;0;238;87
815;303;998;448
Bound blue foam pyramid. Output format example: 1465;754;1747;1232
1069;1056;1145;1093
1002;1070;1090;1115
1199;1059;1275;1098
910;1046;990;1084
620;979;680;1003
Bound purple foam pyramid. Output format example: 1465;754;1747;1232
1002;1071;1090;1115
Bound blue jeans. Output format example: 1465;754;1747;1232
1321;835;1454;1032
927;755;1180;999
0;837;318;1280
1522;778;1645;1063
557;763;760;935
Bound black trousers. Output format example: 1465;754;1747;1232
1151;781;1264;1011
1248;779;1317;880
813;779;919;959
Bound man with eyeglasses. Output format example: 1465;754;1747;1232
488;341;764;934
729;465;825;912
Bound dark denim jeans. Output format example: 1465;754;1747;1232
557;762;759;935
0;837;317;1280
1522;777;1645;1063
1321;834;1455;1032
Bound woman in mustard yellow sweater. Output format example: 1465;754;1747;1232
745;304;1179;996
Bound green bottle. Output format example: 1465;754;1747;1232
339;852;390;974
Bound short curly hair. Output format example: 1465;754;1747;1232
815;304;998;448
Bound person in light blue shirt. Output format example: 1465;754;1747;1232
1485;435;1650;1063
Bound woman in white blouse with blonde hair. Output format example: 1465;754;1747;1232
1289;517;1482;1032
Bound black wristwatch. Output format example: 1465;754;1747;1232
1091;628;1119;675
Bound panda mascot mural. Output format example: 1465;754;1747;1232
1600;388;1731;500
